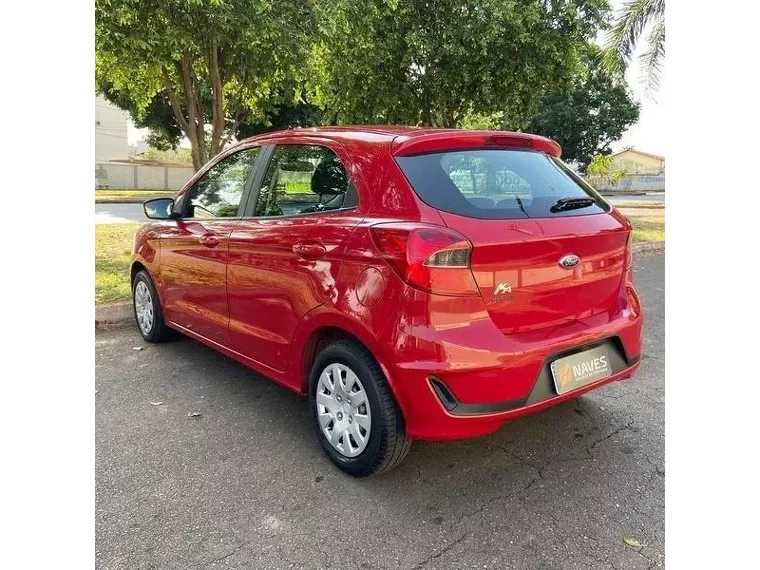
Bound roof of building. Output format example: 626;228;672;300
611;148;665;161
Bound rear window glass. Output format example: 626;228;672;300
395;149;609;219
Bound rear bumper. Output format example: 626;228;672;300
387;292;642;441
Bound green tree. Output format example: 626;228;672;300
97;80;184;150
526;51;639;170
312;0;610;128
604;0;665;91
236;86;325;139
586;153;626;185
95;0;315;170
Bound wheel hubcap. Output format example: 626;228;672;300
316;363;371;458
134;281;154;335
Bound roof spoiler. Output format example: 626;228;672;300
391;130;562;158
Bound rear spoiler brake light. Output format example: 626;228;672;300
391;131;562;157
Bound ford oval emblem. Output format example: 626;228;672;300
559;254;580;269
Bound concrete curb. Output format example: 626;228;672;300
95;242;664;324
96;302;133;326
632;241;665;255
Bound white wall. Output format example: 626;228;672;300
96;163;194;190
587;174;666;192
95;95;129;162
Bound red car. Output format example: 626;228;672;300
132;127;642;476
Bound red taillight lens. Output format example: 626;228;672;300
369;223;479;296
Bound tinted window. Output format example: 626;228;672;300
184;147;260;218
254;145;356;217
396;149;609;219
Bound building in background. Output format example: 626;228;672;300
609;149;665;175
95;95;129;162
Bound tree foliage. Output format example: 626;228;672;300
586;153;626;184
604;0;665;91
95;0;643;171
95;0;315;170
98;80;184;150
312;0;610;128
526;51;639;170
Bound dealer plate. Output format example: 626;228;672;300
550;346;612;394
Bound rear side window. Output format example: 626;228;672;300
254;145;357;217
396;149;609;219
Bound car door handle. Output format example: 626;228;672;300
292;242;327;259
199;234;220;248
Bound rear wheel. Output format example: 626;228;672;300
132;269;172;342
309;340;411;476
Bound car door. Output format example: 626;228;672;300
227;142;363;372
159;145;261;346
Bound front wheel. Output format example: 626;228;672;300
132;269;173;342
309;340;411;477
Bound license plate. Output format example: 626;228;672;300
550;346;613;394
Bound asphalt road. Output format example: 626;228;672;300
95;203;149;224
96;253;665;570
606;193;664;204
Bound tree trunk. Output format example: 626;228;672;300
208;38;226;158
163;60;208;172
421;106;433;127
179;55;208;171
442;104;457;128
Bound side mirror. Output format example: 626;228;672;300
143;198;177;220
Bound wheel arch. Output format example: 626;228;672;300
130;260;147;284
291;311;410;418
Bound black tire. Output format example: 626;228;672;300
132;269;173;343
309;339;411;477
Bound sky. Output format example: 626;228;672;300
602;0;665;156
129;1;665;156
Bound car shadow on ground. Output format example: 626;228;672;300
158;330;654;505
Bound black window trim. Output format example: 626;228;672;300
241;142;360;219
175;144;265;220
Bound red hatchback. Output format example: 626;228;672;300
132;127;642;476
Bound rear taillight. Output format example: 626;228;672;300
624;232;634;284
369;223;479;296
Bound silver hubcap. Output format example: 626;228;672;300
134;281;154;335
316;363;371;457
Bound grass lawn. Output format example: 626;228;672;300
96;189;176;203
630;216;665;243
95;223;141;305
612;201;665;209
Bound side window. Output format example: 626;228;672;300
184;147;260;219
254;145;355;218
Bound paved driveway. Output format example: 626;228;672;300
96;254;664;570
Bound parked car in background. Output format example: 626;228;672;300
132;127;642;476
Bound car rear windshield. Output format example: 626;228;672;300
395;149;609;219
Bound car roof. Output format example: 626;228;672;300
246;125;451;143
240;126;562;157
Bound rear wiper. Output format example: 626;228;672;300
550;197;595;213
514;194;529;217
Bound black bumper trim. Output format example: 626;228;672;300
429;336;640;416
429;377;526;416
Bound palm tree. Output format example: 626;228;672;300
605;0;665;91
